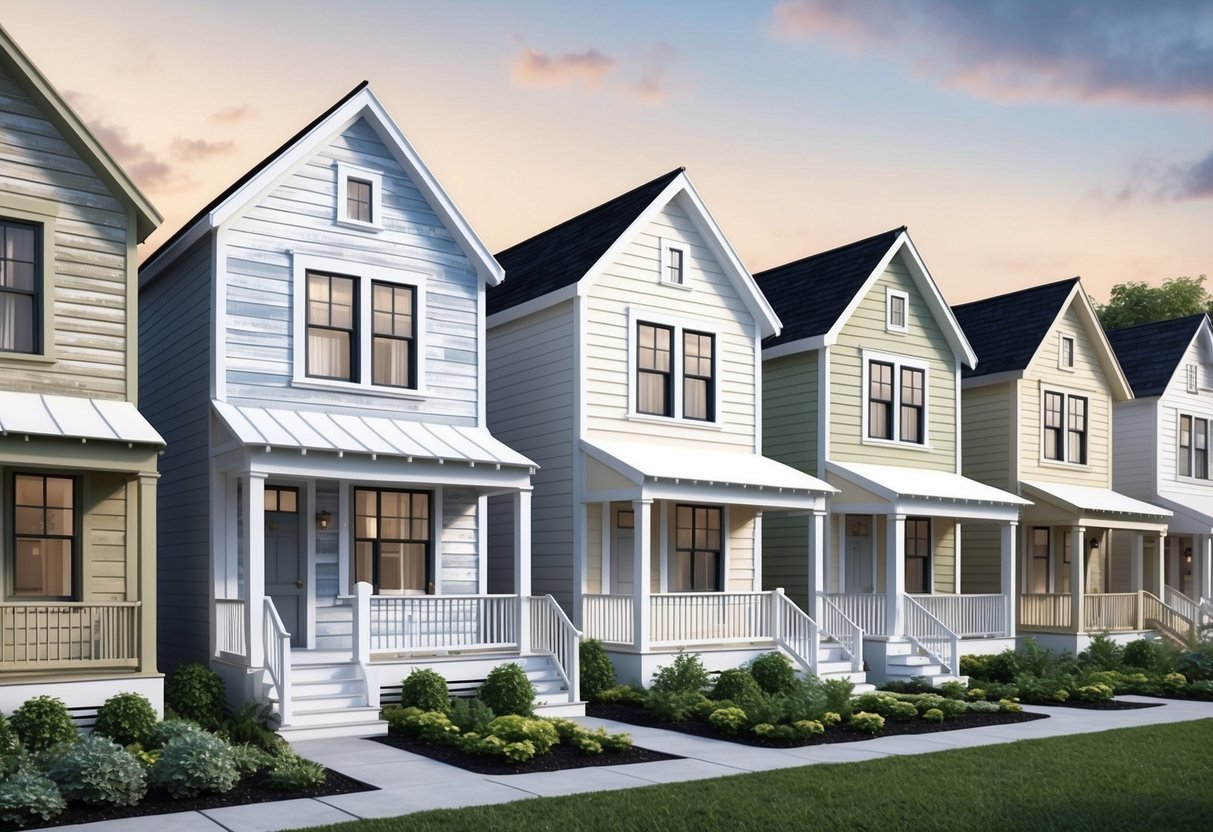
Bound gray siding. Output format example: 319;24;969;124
1112;399;1155;499
440;487;478;594
961;381;1016;491
314;479;340;603
762;351;819;476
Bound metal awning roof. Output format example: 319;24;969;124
829;461;1030;506
0;391;163;445
1021;480;1171;520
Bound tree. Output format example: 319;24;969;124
1096;275;1212;330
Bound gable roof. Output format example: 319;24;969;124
0;24;161;240
756;227;977;367
487;168;781;336
1106;313;1210;398
952;278;1080;378
140;82;501;286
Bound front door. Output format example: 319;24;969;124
844;515;874;593
264;486;304;648
611;508;635;595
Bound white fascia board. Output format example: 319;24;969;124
486;284;578;328
246;450;533;489
960;370;1025;390
822;237;902;346
762;335;828;360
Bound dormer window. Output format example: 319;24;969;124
335;162;383;230
1059;334;1075;370
886;289;908;333
660;239;688;287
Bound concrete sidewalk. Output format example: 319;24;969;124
58;696;1213;831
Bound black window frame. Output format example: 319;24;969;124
0;218;41;355
353;487;432;594
674;504;723;592
868;360;895;440
1029;527;1050;594
1067;395;1088;465
899;366;925;444
1043;391;1065;461
637;322;674;417
10;472;77;601
371;281;417;389
1180;414;1193;477
904;517;931;594
305;270;358;382
682;329;715;422
1195;417;1208;479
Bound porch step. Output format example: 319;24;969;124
275;707;387;739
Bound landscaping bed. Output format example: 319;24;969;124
371;731;677;774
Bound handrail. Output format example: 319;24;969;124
529;595;582;703
770;589;818;676
262;598;292;726
1143;591;1196;645
819;594;864;672
903;594;959;675
1164;586;1213;630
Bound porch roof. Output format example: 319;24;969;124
828;461;1030;507
0;392;163;445
1021;480;1171;521
1154;495;1213;532
213;402;535;469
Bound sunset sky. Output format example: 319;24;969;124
5;0;1211;303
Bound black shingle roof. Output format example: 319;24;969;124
488;168;685;315
1106;313;1207;398
951;277;1080;378
755;227;905;347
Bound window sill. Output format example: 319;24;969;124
0;350;56;365
860;437;932;452
884;325;908;335
334;217;384;233
658;280;693;292
625;412;724;431
292;377;428;401
1038;458;1088;470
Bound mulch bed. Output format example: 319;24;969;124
587;703;1048;748
370;732;679;774
23;767;375;831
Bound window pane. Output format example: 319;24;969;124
14;538;72;597
667;247;684;283
279;490;297;512
890;295;905;327
684;378;707;420
379;542;404;591
15;475;42;506
45;477;72;508
672;551;692;591
307;328;351;379
45;508;72;535
373;337;411;386
869;401;891;439
412;492;430;520
639;371;668;415
355;541;373;584
0;294;35;353
14;506;43;535
1180;415;1192;477
694;551;719;591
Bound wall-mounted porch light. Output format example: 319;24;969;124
316;510;332;531
1089;538;1099;551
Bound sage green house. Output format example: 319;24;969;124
758;228;1028;683
0;25;164;714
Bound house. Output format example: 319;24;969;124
486;169;846;686
953;278;1180;652
1106;313;1213;633
0;25;164;715
757;228;1029;684
138;82;574;738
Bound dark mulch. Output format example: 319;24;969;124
23;767;375;831
369;732;679;774
587;703;1048;748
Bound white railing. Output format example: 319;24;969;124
367;594;519;653
904;594;959;675
771;589;818;675
1019;593;1072;630
910;594;1009;638
529;595;581;702
215;599;247;657
1143;591;1196;644
825;593;888;636
650;592;772;646
819;594;864;671
263;598;292;726
1084;592;1139;632
0;602;140;670
581;594;634;645
1164;587;1212;631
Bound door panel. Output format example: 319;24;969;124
845;515;874;593
612;530;635;595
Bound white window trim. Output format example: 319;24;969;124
1186;363;1199;394
859;349;931;449
626;306;721;428
334;162;384;231
290;251;428;397
885;288;909;334
0;193;59;364
1057;332;1076;372
659;238;691;290
1038;385;1089;467
1176;411;1211;482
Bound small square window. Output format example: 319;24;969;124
660;239;689;287
1059;335;1075;370
886;290;908;333
347;178;373;224
334;163;383;230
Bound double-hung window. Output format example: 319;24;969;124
673;504;722;592
865;355;927;445
1179;414;1210;479
634;317;716;422
371;282;416;388
306;271;357;381
1043;391;1087;464
637;323;674;416
354;488;430;594
683;330;714;421
0;219;39;354
12;474;75;599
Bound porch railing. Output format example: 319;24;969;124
771;589;819;675
909;594;1009;638
263;598;292;726
581;594;634;645
367;595;520;653
824;593;887;636
1164;587;1212;631
529;595;581;702
215;599;247;658
1143;591;1197;645
904;594;959;675
0;602;139;671
650;592;772;646
1019;593;1072;631
819;595;864;672
1083;593;1139;632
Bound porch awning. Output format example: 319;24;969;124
828;461;1030;507
213;402;535;469
1155;495;1213;531
1020;480;1171;520
0;391;163;445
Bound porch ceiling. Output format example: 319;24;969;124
827;461;1030;519
0;391;163;446
1020;480;1171;529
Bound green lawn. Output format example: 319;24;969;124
302;720;1213;832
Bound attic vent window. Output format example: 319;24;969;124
886;289;908;333
335;162;383;231
1059;335;1075;370
347;178;373;223
1187;364;1199;394
660;239;689;288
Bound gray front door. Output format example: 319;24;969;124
845;515;874;593
265;486;304;648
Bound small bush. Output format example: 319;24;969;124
749;652;797;695
579;639;617;703
744;693;792;728
165;663;226;725
980;682;1021;702
382;706;425;736
478;664;535;717
149;731;238;798
959;654;988;678
793;719;825;738
707;707;748;735
597;685;647;707
645;690;705;723
998;698;1022;713
487;715;558;755
937;681;968;700
266;752;326;791
221;703;288;756
712;669;763;706
819;711;842;728
939;699;968;718
450;698;496;735
145;719;204;750
984;650;1021;683
1080;634;1124;671
1017;638;1074;678
967;700;1000;713
399;669;451;714
47;734;146;807
10;697;76;752
1187;679;1213;697
889;701;918;722
93;693;157;747
848;711;885;734
1162;672;1188;692
966;688;987;701
417;712;461;745
0;768;65;827
819;678;855;717
650;652;710;695
922;708;945;723
0;715;17;757
1073;683;1114;702
230;743;275;776
690;697;734;722
1122;639;1162;672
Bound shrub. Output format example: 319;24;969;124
1073;684;1114;703
712;669;763;706
819;678;855;717
749;652;798;695
382;706;425;736
980;682;1021;702
744;693;792;728
1181;641;1213;681
165;663;225;725
47;734;146;807
487;715;559;755
998;698;1022;713
0;768;65;827
1017;638;1074;678
650;652;710;695
690;697;734;722
93;692;157;747
1123;639;1162;672
478;664;535;717
10;697;76;752
1187;679;1213;697
145;719;204;750
820;711;842;728
966;688;987;701
221;703;288;756
937;681;968;700
399;669;451;713
984;650;1021;683
1014;674;1069;704
967;700;1000;713
645;690;705;723
579;639;617;703
1162;672;1188;692
266;752;326;790
879;678;936;695
1080;634;1124;671
888;701;918;722
149;731;238;798
0;715;16;757
938;699;968;718
597;685;647;707
707;707;748;735
230;743;275;776
417;712;461;745
848;711;884;734
922;708;945;723
959;654;988;678
450;698;496;735
792;719;825;739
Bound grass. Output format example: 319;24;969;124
298;719;1213;832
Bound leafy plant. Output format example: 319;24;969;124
650;652;710;695
221;703;288;755
937;681;967;700
848;711;885;734
579;639;617;703
1073;683;1114;702
46;734;146;807
266;752;326;790
644;690;705;723
230;743;275;776
382;706;425;736
487;715;559;754
478;664;535;717
888;701;918;722
983;650;1021;683
0;715;16;757
596;685;647;707
998;699;1022;713
145;719;204;750
0;767;65;827
93;693;157;747
165;663;226;725
749;652;797;695
399;669;451;713
712;669;763;706
1079;634;1124;671
450;698;496;735
967;700;1000;713
10;697;76;752
819;678;855;717
923;708;945;723
417;712;461;745
819;711;842;728
707;707;748;735
149;730;238;798
792;719;825;738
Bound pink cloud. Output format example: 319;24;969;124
511;47;616;90
171;137;236;162
210;104;253;124
624;43;676;105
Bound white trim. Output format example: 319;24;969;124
1174;411;1212;483
1187;363;1200;395
486;284;578;329
885;288;909;334
0;194;59;364
762;334;827;360
213;228;227;401
476;494;489;595
819;346;830;478
290;250;430;394
859;348;932;449
477;281;487;426
1058;332;1076;372
626;305;722;426
659;501;670;593
1023;281;1132;401
1038;383;1090;467
334;161;384;231
659;237;691;289
432;487;444;595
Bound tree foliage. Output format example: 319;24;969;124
1096;275;1211;330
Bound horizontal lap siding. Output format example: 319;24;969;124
761;512;809;606
727;505;758;591
441;488;478;594
314;480;341;603
961;523;1000;594
933;520;955;593
762;351;818;475
829;255;956;471
85;474;127;600
0;66;130;397
1153;338;1213;502
961;382;1015;491
1112;399;1155;498
223;118;478;423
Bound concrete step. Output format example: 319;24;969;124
290;692;367;711
278;718;388;741
277;705;383;729
886;662;943;678
534;700;586;717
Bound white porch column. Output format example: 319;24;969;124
954;523;963;594
886;514;906;636
1070;525;1085;633
633;499;653;653
809;510;826;623
1153;532;1167;597
514;489;533;654
1000;521;1017;638
245;473;268;668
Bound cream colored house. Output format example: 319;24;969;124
486;169;846;685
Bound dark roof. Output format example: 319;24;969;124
488;168;684;315
1106;313;1207;398
141;80;370;277
951;277;1080;378
755;227;905;347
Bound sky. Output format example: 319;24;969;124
4;0;1212;304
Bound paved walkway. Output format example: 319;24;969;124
59;696;1213;831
